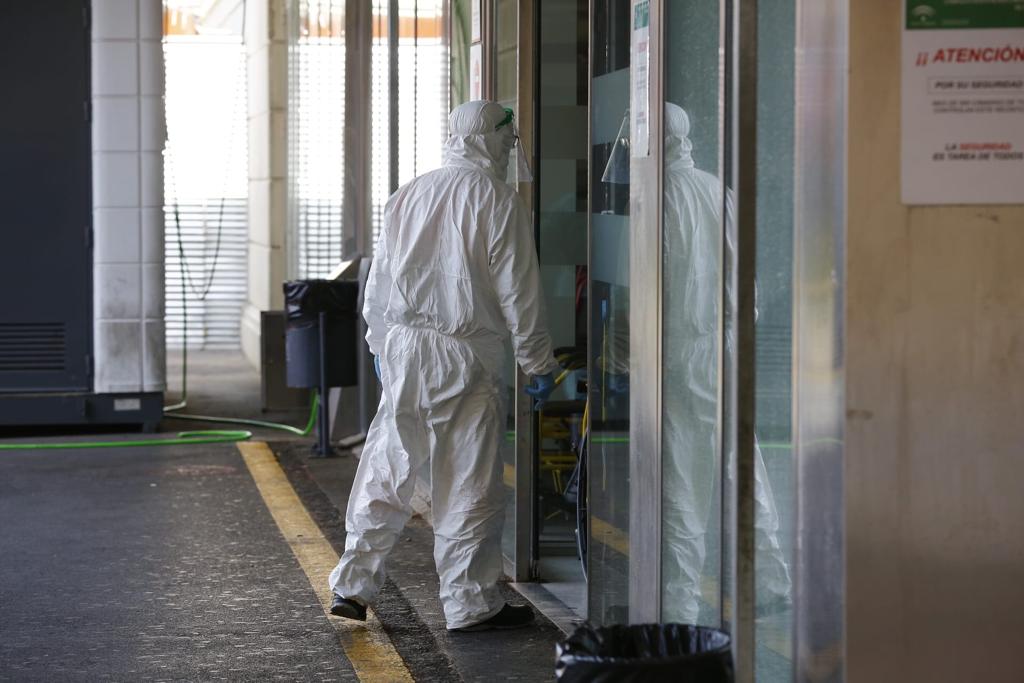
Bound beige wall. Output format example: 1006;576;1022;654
847;1;1024;680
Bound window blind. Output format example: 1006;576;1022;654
163;38;249;350
292;0;347;279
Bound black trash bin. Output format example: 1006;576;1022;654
283;279;360;457
283;280;359;389
555;624;732;683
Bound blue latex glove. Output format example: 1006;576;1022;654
525;373;555;410
373;355;381;381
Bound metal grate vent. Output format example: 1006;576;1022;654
0;323;67;372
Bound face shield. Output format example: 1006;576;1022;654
601;109;630;184
495;108;533;183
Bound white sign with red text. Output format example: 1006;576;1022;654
470;42;482;101
902;3;1024;204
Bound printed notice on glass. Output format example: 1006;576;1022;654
470;43;482;100
471;0;482;43
902;1;1024;204
631;0;650;158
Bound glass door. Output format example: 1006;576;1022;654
657;2;800;679
529;0;590;617
615;0;845;679
583;1;845;678
659;2;799;679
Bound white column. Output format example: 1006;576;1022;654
91;0;166;394
240;0;289;368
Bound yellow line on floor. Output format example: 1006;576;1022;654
237;441;413;683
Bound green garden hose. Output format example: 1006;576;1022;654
0;395;319;451
162;393;319;436
0;430;253;450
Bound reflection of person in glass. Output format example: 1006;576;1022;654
661;103;791;623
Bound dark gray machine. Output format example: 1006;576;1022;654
0;2;162;429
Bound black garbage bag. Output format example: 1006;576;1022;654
555;623;732;683
284;280;359;323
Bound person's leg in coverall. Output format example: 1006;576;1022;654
329;328;508;629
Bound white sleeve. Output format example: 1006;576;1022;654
487;196;561;377
362;204;394;356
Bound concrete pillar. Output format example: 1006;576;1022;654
240;0;289;368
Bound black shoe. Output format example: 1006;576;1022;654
330;594;367;621
452;603;535;632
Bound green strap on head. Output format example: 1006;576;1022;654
495;107;515;131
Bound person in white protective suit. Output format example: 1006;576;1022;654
327;100;561;631
661;102;792;623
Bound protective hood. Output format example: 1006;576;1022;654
442;100;517;180
664;102;695;170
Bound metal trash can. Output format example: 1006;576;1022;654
555;623;733;683
283;280;359;389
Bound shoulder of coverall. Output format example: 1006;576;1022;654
483;187;531;258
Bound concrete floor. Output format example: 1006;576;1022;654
0;442;355;682
0;351;564;682
535;556;586;619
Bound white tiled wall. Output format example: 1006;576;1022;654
91;0;166;394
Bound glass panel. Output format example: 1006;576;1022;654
493;0;519;568
754;0;796;678
397;0;446;185
660;0;725;626
370;0;391;248
587;0;631;627
292;0;346;278
660;3;796;674
534;0;589;617
449;0;472;108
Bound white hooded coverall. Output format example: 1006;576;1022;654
328;100;560;630
661;103;791;623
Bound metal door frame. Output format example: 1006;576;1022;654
478;0;537;583
513;0;538;584
626;0;664;625
791;2;847;680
